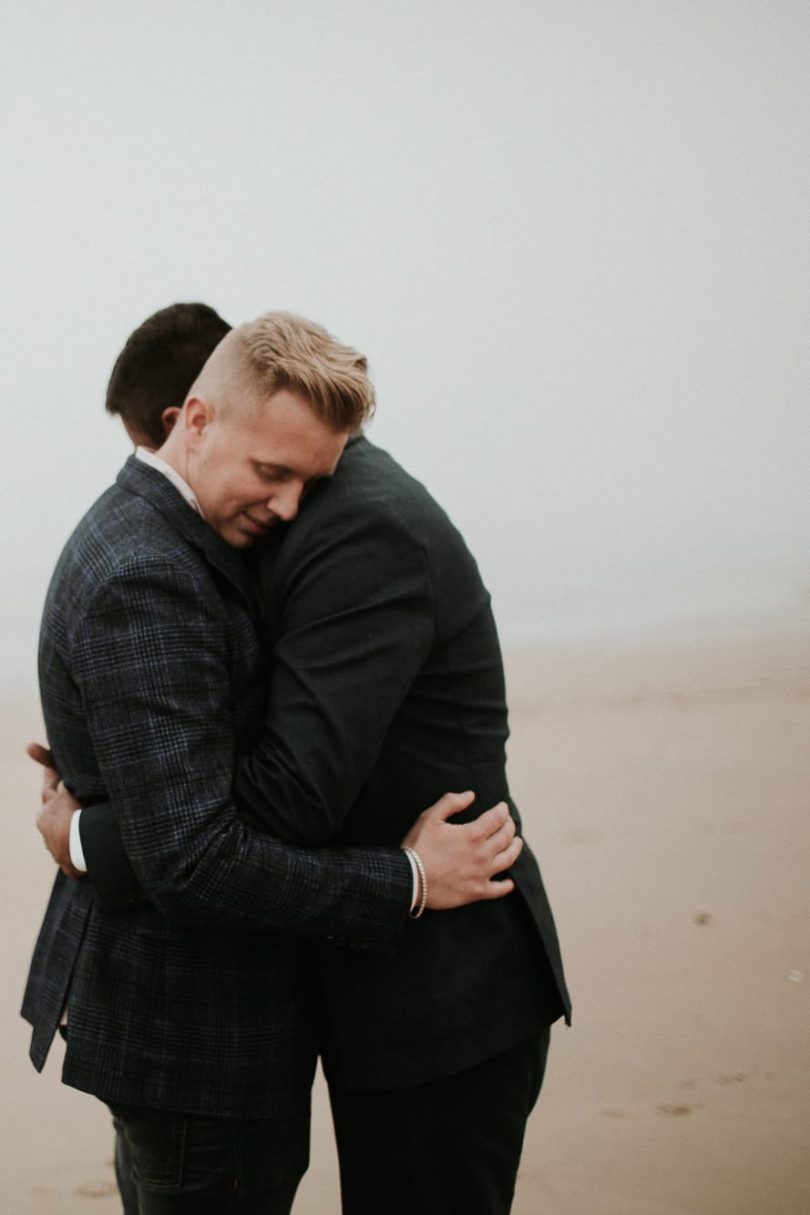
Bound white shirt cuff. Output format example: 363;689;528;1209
69;808;87;873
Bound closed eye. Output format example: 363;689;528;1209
253;463;294;483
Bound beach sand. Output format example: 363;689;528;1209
3;628;809;1213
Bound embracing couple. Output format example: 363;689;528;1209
23;304;570;1214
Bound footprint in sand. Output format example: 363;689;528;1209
715;1072;746;1085
75;1180;118;1198
657;1102;696;1116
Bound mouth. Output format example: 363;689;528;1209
242;510;275;536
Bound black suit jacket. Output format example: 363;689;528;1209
79;437;570;1092
236;435;570;1088
22;458;411;1118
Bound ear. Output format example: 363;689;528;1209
161;406;181;437
184;396;213;441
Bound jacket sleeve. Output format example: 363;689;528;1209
234;505;435;845
70;554;411;948
79;806;141;909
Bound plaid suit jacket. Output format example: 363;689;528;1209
21;457;411;1118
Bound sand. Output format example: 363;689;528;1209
2;627;809;1214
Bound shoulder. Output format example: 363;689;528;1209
46;479;216;624
261;438;486;615
292;436;458;548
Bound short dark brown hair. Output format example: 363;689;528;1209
106;303;231;447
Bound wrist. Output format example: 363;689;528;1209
401;846;427;919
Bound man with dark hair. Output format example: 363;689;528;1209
34;303;570;1215
105;302;231;447
25;309;523;1215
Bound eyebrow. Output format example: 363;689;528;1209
253;461;293;475
253;460;335;484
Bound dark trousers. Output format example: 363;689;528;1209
328;1030;551;1215
108;1102;309;1215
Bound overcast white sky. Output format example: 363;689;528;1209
1;1;808;688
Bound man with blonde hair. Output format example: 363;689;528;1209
23;310;524;1214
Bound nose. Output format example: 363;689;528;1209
268;483;303;523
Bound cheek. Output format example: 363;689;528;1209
246;479;273;504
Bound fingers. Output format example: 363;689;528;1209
478;876;516;900
40;771;60;798
420;795;513;834
482;814;516;856
27;741;59;800
490;834;523;875
473;801;510;839
26;741;54;768
421;790;476;823
476;829;523;900
35;803;50;839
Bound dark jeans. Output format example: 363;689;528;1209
108;1102;309;1215
329;1029;551;1215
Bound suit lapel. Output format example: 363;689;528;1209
200;527;258;610
115;456;256;611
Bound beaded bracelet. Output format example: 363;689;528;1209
402;846;428;919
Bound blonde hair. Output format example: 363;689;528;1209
206;311;376;432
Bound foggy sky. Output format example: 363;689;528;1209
2;0;808;687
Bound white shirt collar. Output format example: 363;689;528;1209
135;447;203;517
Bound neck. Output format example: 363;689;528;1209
155;434;191;484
